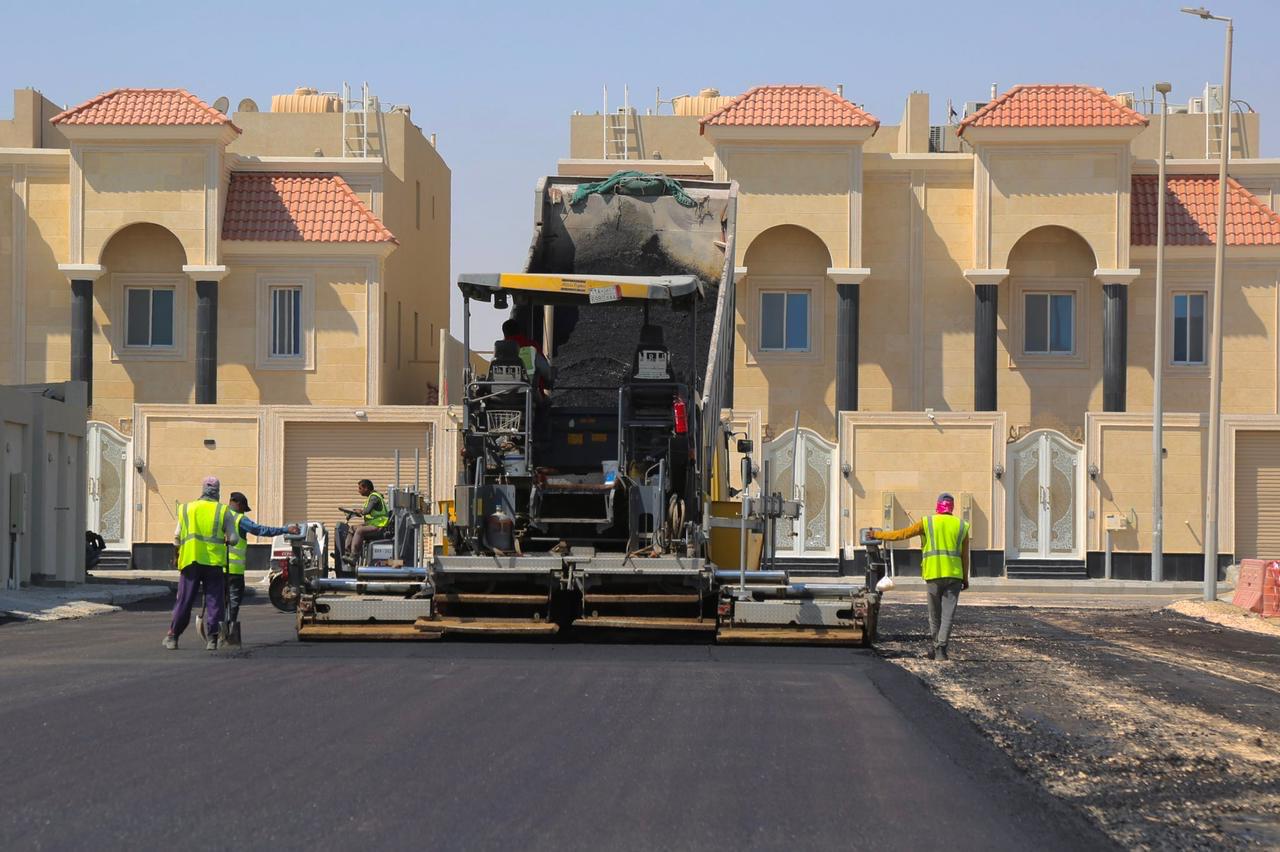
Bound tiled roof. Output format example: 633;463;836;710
51;88;238;130
957;84;1147;134
221;173;397;244
1131;175;1280;246
700;85;879;132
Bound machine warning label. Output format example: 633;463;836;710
636;350;669;379
589;285;622;303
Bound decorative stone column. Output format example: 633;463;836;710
1096;269;1140;413
963;269;1010;412
58;264;106;406
828;268;871;412
185;265;230;405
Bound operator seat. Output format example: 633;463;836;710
484;339;532;434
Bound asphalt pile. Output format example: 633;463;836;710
877;604;1280;850
545;222;720;408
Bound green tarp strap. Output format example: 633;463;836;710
570;171;698;208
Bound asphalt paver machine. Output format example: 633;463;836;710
294;174;879;643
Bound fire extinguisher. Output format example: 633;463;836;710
672;394;688;435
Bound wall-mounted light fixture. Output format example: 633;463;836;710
1088;463;1100;480
134;458;145;472
993;464;1004;480
841;461;852;477
355;409;368;419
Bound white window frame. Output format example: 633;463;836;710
110;274;187;362
1010;278;1088;369
1170;290;1208;367
758;289;812;353
268;285;304;359
256;273;316;371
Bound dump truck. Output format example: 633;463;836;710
295;173;880;644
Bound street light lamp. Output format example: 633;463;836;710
1181;5;1233;602
1152;81;1171;584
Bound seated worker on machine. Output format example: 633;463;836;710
501;318;553;395
342;479;390;561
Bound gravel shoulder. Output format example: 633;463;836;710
877;602;1280;850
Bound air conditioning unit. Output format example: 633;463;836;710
1188;97;1204;114
963;101;988;117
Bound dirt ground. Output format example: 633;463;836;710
877;602;1280;850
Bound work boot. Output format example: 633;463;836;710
205;634;219;651
937;644;950;661
162;635;178;651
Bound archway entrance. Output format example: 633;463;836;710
1006;429;1083;561
764;428;838;559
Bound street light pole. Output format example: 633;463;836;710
1152;82;1171;584
1181;6;1233;602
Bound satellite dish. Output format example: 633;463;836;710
212;96;230;114
237;98;259;113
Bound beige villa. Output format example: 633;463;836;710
563;82;1280;579
1;85;453;568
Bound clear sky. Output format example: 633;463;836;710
5;0;1278;345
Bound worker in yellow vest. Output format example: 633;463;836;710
871;492;970;660
163;476;240;651
343;479;390;562
225;491;300;634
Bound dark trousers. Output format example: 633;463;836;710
169;564;224;638
226;574;246;623
926;578;963;648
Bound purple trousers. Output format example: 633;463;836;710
169;564;225;638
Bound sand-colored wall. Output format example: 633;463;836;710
136;411;263;542
22;171;71;387
216;263;372;407
733;224;835;439
82;148;208;266
132;404;457;541
839;412;1004;551
1088;414;1206;554
860;169;974;415
726;147;853;266
569;114;711;161
0;168;12;384
998;225;1104;434
377;111;451;405
983;146;1124;270
1125;258;1278;416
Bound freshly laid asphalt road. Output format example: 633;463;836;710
0;596;1114;851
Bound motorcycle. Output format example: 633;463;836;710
265;522;328;612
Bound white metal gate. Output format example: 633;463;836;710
765;428;838;558
86;422;131;548
1007;429;1082;560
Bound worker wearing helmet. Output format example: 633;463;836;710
870;492;970;660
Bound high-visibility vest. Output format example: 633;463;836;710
177;499;228;569
227;511;247;575
921;513;969;581
366;492;390;529
517;346;537;376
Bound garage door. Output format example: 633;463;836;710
283;422;432;530
1234;431;1280;561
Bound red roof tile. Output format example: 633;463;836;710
1131;175;1280;246
51;88;238;130
958;84;1147;135
221;173;397;244
700;85;879;132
